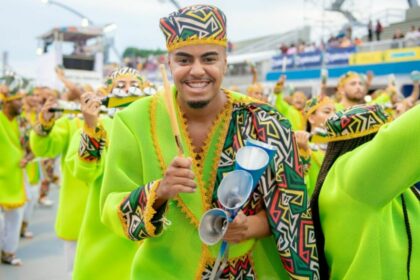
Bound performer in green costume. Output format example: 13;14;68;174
311;104;420;279
296;96;335;198
101;5;319;279
30;89;88;274
0;75;27;265
273;76;306;130
69;67;151;280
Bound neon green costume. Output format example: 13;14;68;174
274;92;305;130
67;117;140;280
0;111;26;209
100;89;318;279
30;116;88;240
317;105;420;279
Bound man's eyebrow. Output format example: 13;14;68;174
202;52;219;58
174;52;193;58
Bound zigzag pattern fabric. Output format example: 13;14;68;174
325;104;391;142
160;5;227;51
211;101;319;279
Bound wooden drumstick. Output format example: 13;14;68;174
159;64;184;156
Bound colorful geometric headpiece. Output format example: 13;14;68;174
304;96;334;118
160;5;227;52
323;104;391;142
337;71;360;89
105;67;156;97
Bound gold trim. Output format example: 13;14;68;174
201;90;234;210
150;94;167;172
83;121;107;141
168;37;227;52
143;181;160;237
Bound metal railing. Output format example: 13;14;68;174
357;37;420;52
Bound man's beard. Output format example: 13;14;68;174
187;100;211;109
345;92;364;104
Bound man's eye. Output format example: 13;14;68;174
117;82;125;88
204;57;216;63
177;58;189;64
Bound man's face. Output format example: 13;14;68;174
341;76;365;103
112;76;142;96
7;97;23;116
292;92;307;111
168;44;227;109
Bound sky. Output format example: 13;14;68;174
0;0;408;78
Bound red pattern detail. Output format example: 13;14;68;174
299;220;312;263
269;189;282;224
281;256;294;273
292;135;304;177
341;116;351;128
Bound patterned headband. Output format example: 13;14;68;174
160;5;227;52
337;71;360;89
322;104;391;143
304;96;334;118
105;67;145;92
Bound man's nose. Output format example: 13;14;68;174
190;61;205;77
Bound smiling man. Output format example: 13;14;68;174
100;5;319;279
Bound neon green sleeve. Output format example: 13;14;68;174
65;128;104;185
100;113;144;239
339;104;420;207
274;92;301;130
30;117;70;158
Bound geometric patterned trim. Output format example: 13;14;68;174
320;104;392;143
118;180;167;241
78;123;107;162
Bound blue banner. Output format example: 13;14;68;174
272;54;294;69
325;46;356;66
271;47;357;70
295;51;323;68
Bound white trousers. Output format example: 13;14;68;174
64;240;77;273
23;181;40;223
1;207;24;253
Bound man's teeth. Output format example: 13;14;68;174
186;81;209;88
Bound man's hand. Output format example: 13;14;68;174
154;157;196;208
81;92;101;129
295;131;310;152
40;96;57;122
20;157;29;168
224;210;270;244
223;211;249;243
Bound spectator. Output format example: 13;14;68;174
340;36;352;48
375;20;383;41
279;43;288;55
405;25;420;40
367;20;373;42
392;28;405;40
287;43;297;55
354;37;363;46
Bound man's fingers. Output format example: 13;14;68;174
171;177;196;188
171;157;192;168
172;185;196;194
167;168;195;179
